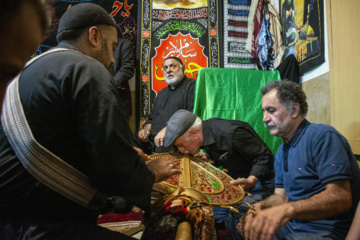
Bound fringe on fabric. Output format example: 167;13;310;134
141;187;215;240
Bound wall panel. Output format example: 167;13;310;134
327;0;360;154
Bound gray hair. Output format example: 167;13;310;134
261;80;308;117
183;117;202;140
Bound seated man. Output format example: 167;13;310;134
163;109;275;239
239;80;360;240
134;56;195;154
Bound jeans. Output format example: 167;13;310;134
213;180;274;240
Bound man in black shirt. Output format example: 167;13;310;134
164;109;274;239
135;56;195;154
164;109;274;189
0;3;180;239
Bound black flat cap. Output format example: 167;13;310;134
57;3;115;37
164;110;197;147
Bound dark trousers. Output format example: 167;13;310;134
213;179;275;240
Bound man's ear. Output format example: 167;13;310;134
88;26;101;48
188;128;198;138
291;103;301;118
181;64;186;73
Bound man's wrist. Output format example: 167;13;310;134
147;165;157;182
247;175;259;184
283;202;296;219
250;202;266;212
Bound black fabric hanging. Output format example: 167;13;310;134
276;54;300;83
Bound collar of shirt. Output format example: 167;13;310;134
202;120;216;147
285;118;310;147
56;42;80;52
167;76;187;91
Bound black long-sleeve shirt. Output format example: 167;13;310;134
0;43;154;220
146;77;195;137
202;118;274;180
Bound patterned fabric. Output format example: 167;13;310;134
223;0;257;69
280;0;325;74
248;0;265;58
268;3;284;69
37;0;137;55
142;187;216;240
150;152;245;206
258;3;274;70
245;0;259;54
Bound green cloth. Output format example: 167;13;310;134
194;68;282;155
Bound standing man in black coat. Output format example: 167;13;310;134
110;38;135;119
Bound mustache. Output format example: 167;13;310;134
266;122;276;128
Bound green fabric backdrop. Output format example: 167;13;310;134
193;68;282;155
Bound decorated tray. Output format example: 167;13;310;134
149;152;245;206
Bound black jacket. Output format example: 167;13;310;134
0;43;154;221
203;118;274;180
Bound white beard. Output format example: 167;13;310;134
165;71;185;89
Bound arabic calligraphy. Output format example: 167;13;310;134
153;8;207;21
151;33;207;93
229;42;247;53
110;0;134;17
154;20;206;39
228;9;249;17
163;39;197;58
229;31;248;39
228;57;255;64
141;85;149;116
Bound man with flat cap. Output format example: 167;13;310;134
134;56;195;154
0;3;180;239
164;109;275;239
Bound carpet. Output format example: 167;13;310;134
97;209;144;238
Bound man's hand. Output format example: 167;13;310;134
230;175;259;190
194;152;208;161
154;127;166;147
147;157;181;183
237;203;261;238
240;204;291;240
138;125;151;142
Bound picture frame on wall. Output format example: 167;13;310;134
280;0;325;74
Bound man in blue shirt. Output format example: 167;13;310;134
239;80;360;240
